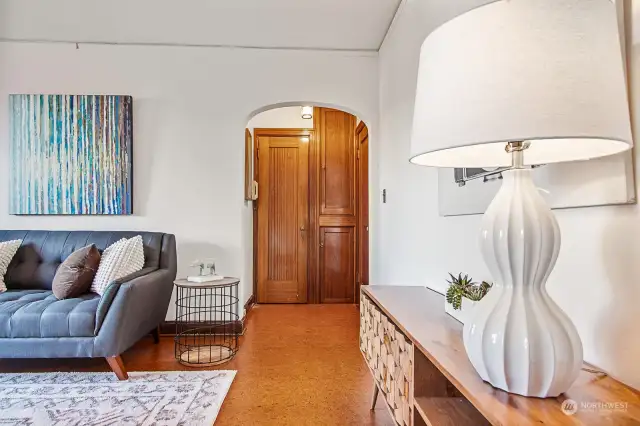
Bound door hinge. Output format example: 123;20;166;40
357;149;360;160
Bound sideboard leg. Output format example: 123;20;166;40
370;382;379;410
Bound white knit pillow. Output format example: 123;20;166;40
0;239;22;293
91;236;145;295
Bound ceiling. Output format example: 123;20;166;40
0;0;402;51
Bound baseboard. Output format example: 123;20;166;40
240;294;256;334
158;320;243;336
160;295;255;337
244;294;256;314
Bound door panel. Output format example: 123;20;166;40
312;107;357;304
357;122;369;303
267;147;299;282
320;109;356;216
257;133;309;303
320;227;355;304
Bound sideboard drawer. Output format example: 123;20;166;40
360;294;413;425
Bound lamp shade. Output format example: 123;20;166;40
410;0;633;168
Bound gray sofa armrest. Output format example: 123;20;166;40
93;268;175;357
95;267;159;334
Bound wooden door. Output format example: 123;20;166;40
319;109;356;216
356;121;369;303
320;227;355;303
313;108;357;304
256;130;310;303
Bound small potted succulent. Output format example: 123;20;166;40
445;273;492;324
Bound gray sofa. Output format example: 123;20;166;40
0;230;177;379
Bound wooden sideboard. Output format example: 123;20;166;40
359;286;640;426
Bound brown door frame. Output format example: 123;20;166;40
355;120;369;304
309;108;321;303
250;115;368;305
253;128;314;303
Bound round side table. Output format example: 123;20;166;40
173;277;240;367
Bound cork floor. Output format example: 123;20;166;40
0;304;394;425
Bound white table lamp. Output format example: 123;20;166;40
410;0;633;397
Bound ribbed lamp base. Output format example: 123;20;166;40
463;168;583;397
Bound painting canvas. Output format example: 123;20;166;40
438;0;636;216
9;95;133;215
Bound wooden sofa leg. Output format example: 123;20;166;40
151;326;160;344
106;355;129;380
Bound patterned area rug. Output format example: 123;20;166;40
0;370;236;425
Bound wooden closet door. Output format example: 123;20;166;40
257;132;309;303
320;109;356;216
313;108;357;304
320;227;355;303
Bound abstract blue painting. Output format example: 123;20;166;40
9;95;133;215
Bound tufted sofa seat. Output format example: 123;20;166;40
0;230;177;380
0;290;99;338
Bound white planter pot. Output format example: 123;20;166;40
445;298;477;324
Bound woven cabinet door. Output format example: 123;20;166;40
360;299;368;354
360;297;373;363
399;338;413;426
359;294;413;426
383;313;413;426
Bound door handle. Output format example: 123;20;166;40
300;225;306;239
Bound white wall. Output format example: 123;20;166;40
378;0;640;389
248;106;314;129
0;42;378;317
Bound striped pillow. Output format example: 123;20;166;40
0;240;22;293
91;236;145;296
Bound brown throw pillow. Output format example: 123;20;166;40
52;245;101;300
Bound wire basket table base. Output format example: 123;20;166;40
173;278;240;367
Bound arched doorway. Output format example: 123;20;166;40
244;105;370;304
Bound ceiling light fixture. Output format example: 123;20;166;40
301;106;313;120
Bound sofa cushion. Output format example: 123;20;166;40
91;236;144;295
0;239;22;293
0;290;100;338
52;244;101;300
0;231;165;290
